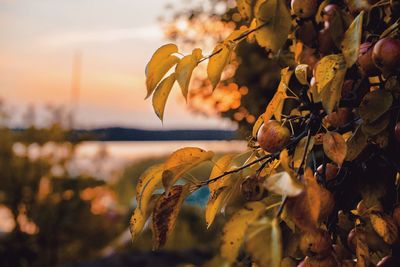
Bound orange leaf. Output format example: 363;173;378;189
323;131;347;165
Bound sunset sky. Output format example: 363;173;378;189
0;0;236;130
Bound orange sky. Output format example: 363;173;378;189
0;0;236;130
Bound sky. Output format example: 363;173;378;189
0;0;236;130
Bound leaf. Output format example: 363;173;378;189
136;164;165;213
236;0;252;20
254;0;291;52
286;169;321;232
329;8;350;48
145;43;178;78
293;136;314;169
370;212;399;245
207;42;235;89
263;68;291;121
206;154;237;228
295;64;309;85
245;218;282;267
252;114;264;138
323;131;347;165
130;194;160;240
346;125;368;161
342;11;364;68
355;228;369;267
315;54;346;93
152;73;176;121
162;147;214;192
152;184;190;249
358;90;393;124
145;43;179;98
175;48;202;100
361;114;390;137
316;55;347;113
263;171;304;197
220;201;266;263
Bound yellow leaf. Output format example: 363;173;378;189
295;64;310;85
236;0;252;20
130;194;160;240
207;43;234;89
146;55;179;99
245;218;282;267
293;136;314;169
206;154;237;228
152;73;176;121
318;55;347;113
315;54;346;94
252;114;264;138
145;43;178;78
162;147;214;192
220;201;266;263
152;184;190;249
370;212;399;244
323;132;347;165
136;164;164;213
263;171;304;197
175;48;202;100
226;26;249;41
342;11;364;68
254;0;291;52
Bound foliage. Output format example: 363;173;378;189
133;0;400;266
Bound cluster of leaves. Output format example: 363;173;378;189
132;0;400;266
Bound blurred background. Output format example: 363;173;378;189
0;0;284;266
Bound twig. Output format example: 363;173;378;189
197;22;269;64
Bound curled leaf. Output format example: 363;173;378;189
263;171;304;197
323;131;347;165
294;64;310;85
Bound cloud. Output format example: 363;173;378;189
40;25;164;47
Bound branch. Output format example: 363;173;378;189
197;22;269;64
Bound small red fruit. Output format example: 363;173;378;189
296;20;317;47
318;28;336;56
299;229;332;258
317;163;339;181
357;42;380;76
372;37;400;75
393;205;400;227
322;4;340;27
257;120;290;153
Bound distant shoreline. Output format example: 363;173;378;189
13;127;239;142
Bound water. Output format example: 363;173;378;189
70;140;248;179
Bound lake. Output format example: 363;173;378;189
70;140;248;179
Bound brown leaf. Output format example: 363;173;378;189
323;131;347;165
346;125;368;161
285;169;321;232
355;227;369;267
152;184;190;249
358;90;393;124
